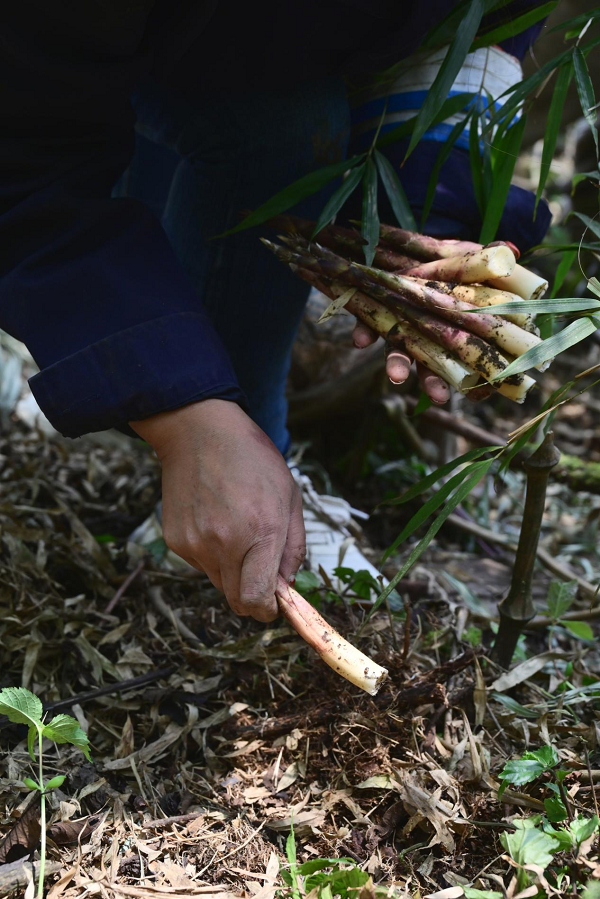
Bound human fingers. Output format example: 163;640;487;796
416;363;450;405
279;486;306;584
352;321;378;348
237;530;283;623
385;347;412;385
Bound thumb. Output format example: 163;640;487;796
279;486;306;582
239;536;281;623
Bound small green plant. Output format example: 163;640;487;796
546;579;594;641
0;686;91;899
498;744;571;822
281;823;375;899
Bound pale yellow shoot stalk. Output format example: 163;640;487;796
449;284;534;329
323;280;480;394
405;245;516;283
497;375;537;402
487;265;548;300
275;576;388;695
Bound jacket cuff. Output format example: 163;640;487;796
29;311;246;438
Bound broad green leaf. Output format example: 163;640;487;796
535;62;572;214
582;883;600;899
500;818;561;870
382;458;493;563
564;620;594;641
569;814;599;846
369;459;494;618
294;570;321;597
551;249;577;298
361;158;379;266
421;114;470;229
544;796;568;822
524;744;559;768
374;150;416;231
572;211;600;241
479;114;527;244
472;1;558;51
311;164;365;239
384;445;498;506
0;687;43;728
405;0;486;158
546;579;578;620
499;758;549;789
296;859;355;877
215;154;365;237
42;714;91;760
44;775;66;791
467;297;600;315
491;316;598;380
23;777;40;791
573;46;599;158
542;819;574;851
377;93;477;150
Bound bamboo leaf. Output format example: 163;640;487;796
382;458;493;563
421;114;470;229
470;106;485;215
376;93;477;149
479;114;527;244
573;46;599;157
548;10;600;34
370;459;495;617
215;154;365;237
384;445;498;506
422;0;497;50
361;158;380;266
535;63;572;214
405;0;486;159
572;211;600;240
467;297;600;315
471;2;558;51
491;317;599;380
374;150;417;231
551;249;577;298
310;164;366;239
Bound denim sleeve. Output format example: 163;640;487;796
0;7;244;439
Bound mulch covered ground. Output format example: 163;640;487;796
1;408;600;899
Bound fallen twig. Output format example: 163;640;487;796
105;559;146;614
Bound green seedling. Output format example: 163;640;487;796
498;744;571;821
281;822;375;899
0;687;91;899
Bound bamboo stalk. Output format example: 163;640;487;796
275;576;388;695
378;224;483;260
446;284;536;330
403;246;517;283
293;267;480;393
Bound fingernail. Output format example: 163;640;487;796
288;574;296;586
389;377;404;385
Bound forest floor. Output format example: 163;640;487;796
2;355;600;899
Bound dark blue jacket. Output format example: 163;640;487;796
0;1;548;438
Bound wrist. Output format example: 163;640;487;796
129;399;242;459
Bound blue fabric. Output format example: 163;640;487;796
119;75;350;454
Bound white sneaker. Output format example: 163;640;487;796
288;465;387;593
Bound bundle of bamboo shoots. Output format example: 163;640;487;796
263;215;550;403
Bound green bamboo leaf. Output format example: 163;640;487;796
469;106;484;215
471;2;558;51
535;63;572;214
214;154;365;237
361;158;379;266
382;458;493;563
551;249;577;298
384;445;497;506
376;93;477;149
311;164;365;239
548;10;600;34
491;317;599;380
573;46;599;157
572;211;600;240
479;114;527;244
421;114;470;229
422;0;497;49
374;150;416;231
467;297;600;315
405;0;486;159
369;459;494;617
